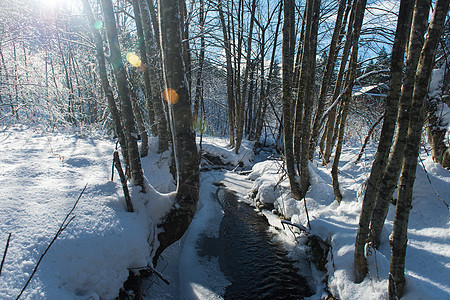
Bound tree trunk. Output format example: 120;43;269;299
253;5;282;144
131;0;157;137
354;0;415;281
101;0;145;190
426;59;450;168
389;1;448;297
218;0;235;147
81;0;129;174
193;0;206;128
370;0;428;249
331;0;366;204
309;0;347;160
322;0;355;165
139;0;169;153
282;0;302;200
235;0;257;154
300;0;321;197
155;0;200;265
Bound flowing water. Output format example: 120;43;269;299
197;184;313;299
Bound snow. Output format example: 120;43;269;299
0;125;174;299
1;126;448;299
248;146;450;299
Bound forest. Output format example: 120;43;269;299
0;0;449;299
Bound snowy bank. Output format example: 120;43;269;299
246;146;450;299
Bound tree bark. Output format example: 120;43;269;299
293;0;321;197
81;0;129;173
139;0;170;153
354;0;415;281
155;0;200;265
331;0;366;204
370;0;428;249
131;0;157;137
322;0;355;165
218;0;236;147
309;0;347;160
101;0;145;190
235;0;257;154
389;1;448;297
282;0;302;200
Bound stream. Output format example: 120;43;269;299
197;181;313;299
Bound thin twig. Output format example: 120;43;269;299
0;233;11;277
418;155;449;208
16;184;87;300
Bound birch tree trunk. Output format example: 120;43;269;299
389;1;448;297
154;0;200;265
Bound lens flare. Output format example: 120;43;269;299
94;21;103;30
163;88;179;104
126;52;142;68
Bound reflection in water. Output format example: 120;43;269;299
198;186;312;299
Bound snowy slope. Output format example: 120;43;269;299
0;126;175;299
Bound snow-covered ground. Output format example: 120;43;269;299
248;145;450;299
1;125;448;299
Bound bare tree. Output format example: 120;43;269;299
354;0;415;281
389;1;449;297
282;0;302;200
101;0;145;190
154;0;200;265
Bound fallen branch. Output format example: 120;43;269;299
128;264;171;286
355;113;385;164
16;184;87;300
281;219;309;233
0;233;11;277
113;151;134;212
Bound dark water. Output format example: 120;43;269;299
197;186;313;300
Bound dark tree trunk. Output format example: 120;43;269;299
331;0;366;204
131;0;157;138
218;0;235;147
81;0;129;174
354;0;415;280
389;1;448;297
101;0;145;190
370;0;427;249
235;0;257;154
322;0;355;165
282;0;302;200
309;0;347;160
